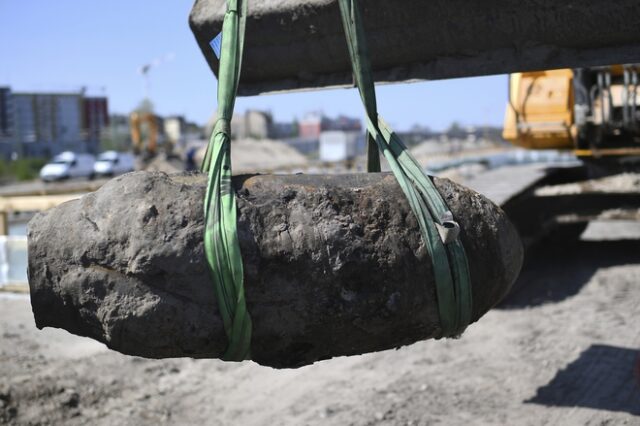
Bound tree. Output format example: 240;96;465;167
446;121;467;140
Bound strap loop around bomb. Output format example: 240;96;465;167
202;0;251;361
338;0;473;337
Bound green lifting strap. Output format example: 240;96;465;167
204;0;473;362
202;0;251;361
338;0;473;337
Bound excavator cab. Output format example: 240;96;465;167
503;69;576;151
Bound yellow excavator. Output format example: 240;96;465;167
129;111;159;157
499;65;640;242
504;65;640;170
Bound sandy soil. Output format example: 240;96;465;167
1;220;639;425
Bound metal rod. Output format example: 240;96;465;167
632;66;639;131
623;66;631;128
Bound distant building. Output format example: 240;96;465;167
298;112;323;139
207;110;273;140
325;115;361;132
0;87;12;138
12;92;84;157
164;115;186;147
0;88;111;158
269;121;298;139
319;131;364;163
0;87;16;159
231;110;272;139
83;97;109;147
396;125;434;147
246;110;272;139
298;112;361;139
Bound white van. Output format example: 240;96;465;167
40;152;95;182
93;151;136;177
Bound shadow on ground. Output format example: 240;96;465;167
499;239;640;309
527;344;640;416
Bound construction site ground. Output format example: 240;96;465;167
1;165;639;425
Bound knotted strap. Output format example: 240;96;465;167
202;0;251;361
338;0;473;336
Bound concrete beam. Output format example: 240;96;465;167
189;0;640;95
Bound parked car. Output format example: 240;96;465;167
39;152;95;182
93;151;135;177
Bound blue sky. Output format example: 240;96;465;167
0;1;508;131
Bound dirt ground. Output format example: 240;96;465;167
2;225;640;425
